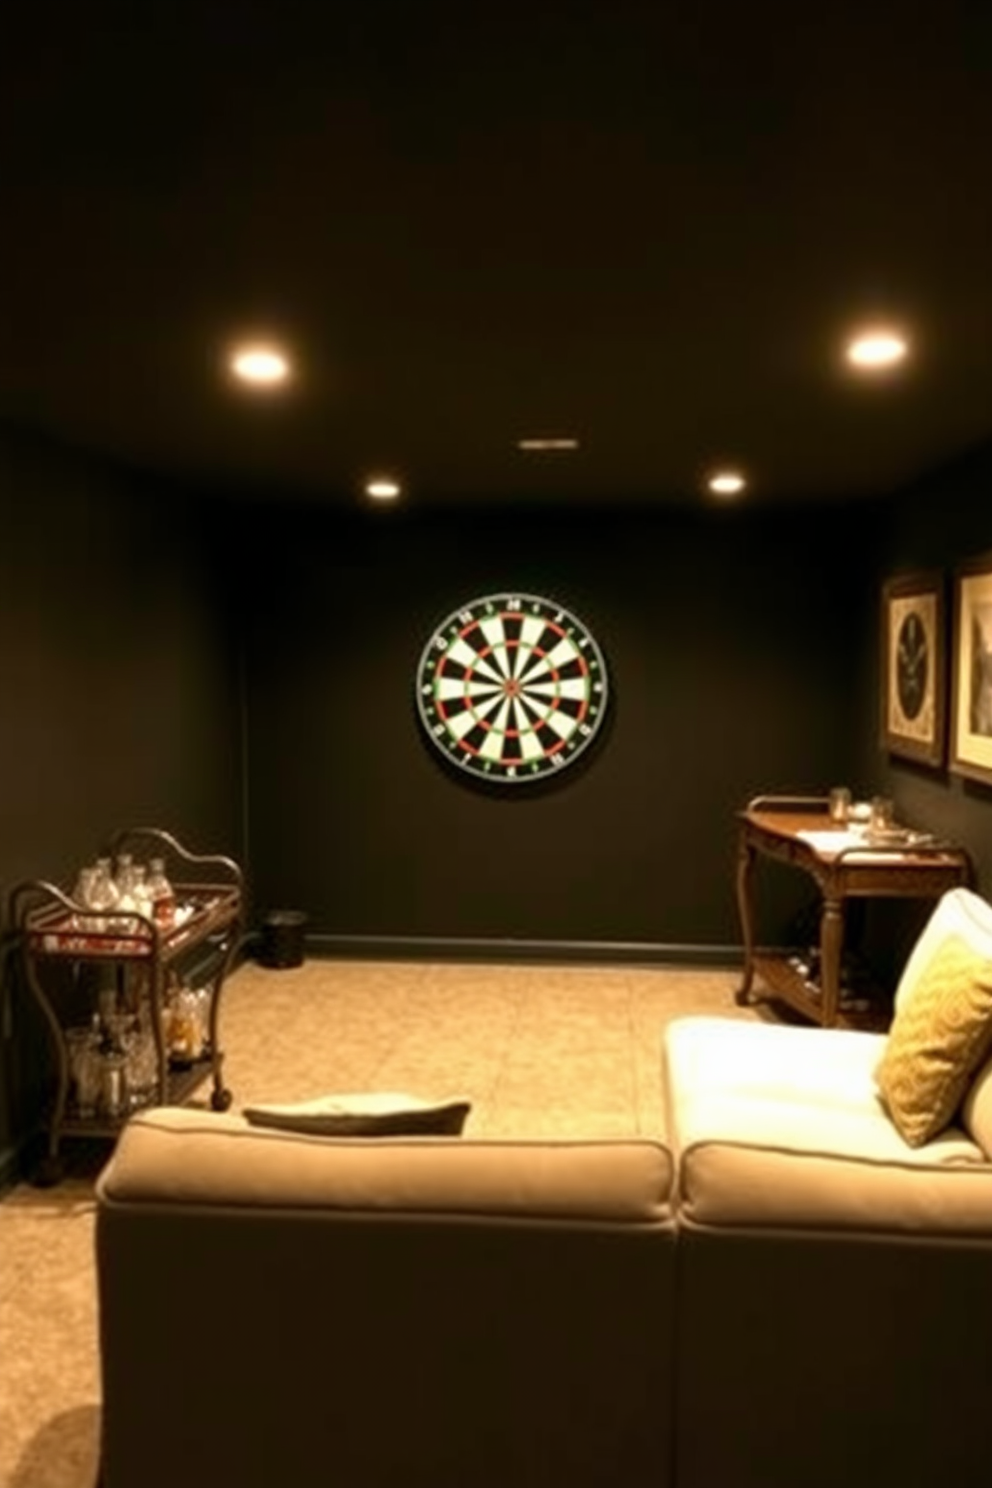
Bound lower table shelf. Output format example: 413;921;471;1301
750;953;890;1032
735;799;972;1029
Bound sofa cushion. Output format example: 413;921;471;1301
243;1091;472;1137
665;1015;891;1119
664;1017;992;1237
877;935;992;1146
99;1107;675;1223
894;886;992;1015
963;1054;992;1160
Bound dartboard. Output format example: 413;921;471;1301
415;593;609;784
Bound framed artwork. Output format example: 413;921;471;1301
950;551;992;786
880;570;946;766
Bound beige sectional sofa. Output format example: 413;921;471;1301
666;1015;992;1488
97;1114;678;1488
95;888;992;1488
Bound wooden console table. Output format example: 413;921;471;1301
735;795;973;1029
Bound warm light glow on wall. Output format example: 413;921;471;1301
845;329;909;370
365;477;402;501
227;342;293;387
516;437;580;452
707;471;746;497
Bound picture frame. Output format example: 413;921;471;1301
950;551;992;786
880;570;946;767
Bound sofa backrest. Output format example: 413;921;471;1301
96;1109;677;1488
98;1104;674;1220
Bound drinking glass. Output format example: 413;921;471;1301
125;1015;159;1108
870;796;895;833
829;786;851;823
100;1052;128;1119
66;1026;101;1118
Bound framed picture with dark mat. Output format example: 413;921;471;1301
880;570;946;767
950;551;992;786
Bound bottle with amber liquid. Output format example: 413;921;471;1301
147;857;176;929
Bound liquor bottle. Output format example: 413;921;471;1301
131;865;154;923
147;857;176;928
89;858;120;940
114;852;137;902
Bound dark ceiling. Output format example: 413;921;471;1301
3;1;992;506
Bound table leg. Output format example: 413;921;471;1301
819;895;844;1028
734;833;757;1006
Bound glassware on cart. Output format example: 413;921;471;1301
104;1007;134;1053
114;853;136;899
147;857;176;927
64;861;116;947
193;985;212;1051
85;857;122;939
124;1009;159;1109
71;866;97;919
164;980;206;1064
91;858;119;909
11;829;243;1179
114;859;138;918
130;865;154;922
112;854;148;941
100;1050;128;1119
66;1022;102;1118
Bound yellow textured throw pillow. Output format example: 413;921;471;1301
877;934;992;1147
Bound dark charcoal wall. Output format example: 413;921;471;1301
0;429;244;1181
239;497;884;950
862;442;992;892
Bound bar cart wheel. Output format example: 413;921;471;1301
211;1086;233;1111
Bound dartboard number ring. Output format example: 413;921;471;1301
416;593;609;783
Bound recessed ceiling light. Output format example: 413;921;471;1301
365;477;402;501
845;329;909;370
707;471;746;497
227;342;292;387
516;437;580;452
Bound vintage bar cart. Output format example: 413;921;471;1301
10;827;243;1183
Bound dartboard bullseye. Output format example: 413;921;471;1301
415;593;609;784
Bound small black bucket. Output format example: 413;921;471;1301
259;910;308;969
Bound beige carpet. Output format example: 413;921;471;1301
0;956;763;1488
